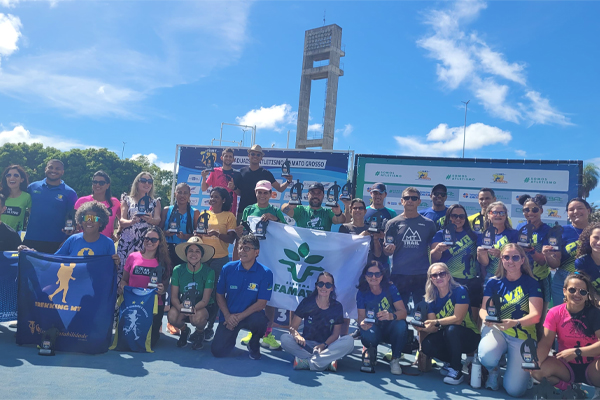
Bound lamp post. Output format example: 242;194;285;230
461;100;470;158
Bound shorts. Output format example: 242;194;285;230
559;358;594;386
455;278;484;308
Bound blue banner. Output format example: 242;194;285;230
110;286;157;353
0;251;19;322
16;251;117;354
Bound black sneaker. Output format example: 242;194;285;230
351;329;361;340
189;330;201;343
204;327;215;342
191;331;205;350
247;344;261;360
177;325;190;348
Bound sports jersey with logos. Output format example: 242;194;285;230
293;206;335;231
55;232;116;257
171;262;215;306
575;255;600;295
516;222;551;280
242;204;287;224
427;285;479;334
294;296;344;343
477;228;519;277
356;284;402;317
432;229;478;279
206;167;238;216
560;225;584;274
419;207;448;229
74;195;120;238
364;206;397;223
164;205;198;244
124;252;164;305
2;191;31;231
385;214;436;276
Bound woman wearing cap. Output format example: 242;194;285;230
167;236;216;350
74;171;121;240
118;227;172;347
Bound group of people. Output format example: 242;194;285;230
2;146;600;399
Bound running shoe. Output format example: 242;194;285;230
241;332;252;345
261;333;281;350
293;357;310;370
443;368;464;385
390;358;403;375
191;331;204;350
177;325;190;348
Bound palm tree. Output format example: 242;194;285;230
582;163;599;199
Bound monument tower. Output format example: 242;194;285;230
295;24;345;150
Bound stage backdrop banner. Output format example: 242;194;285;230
247;217;369;319
16;251;117;354
0;252;19;322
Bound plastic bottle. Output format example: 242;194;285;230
470;351;482;389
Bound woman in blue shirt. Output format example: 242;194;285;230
574;223;600;295
417;262;480;386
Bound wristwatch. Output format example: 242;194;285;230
575;348;582;358
322;343;329;349
392;313;398;320
515;321;522;329
435;320;441;329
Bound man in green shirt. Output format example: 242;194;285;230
282;182;347;231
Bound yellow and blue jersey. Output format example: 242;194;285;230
427;285;479;334
432;229;478;279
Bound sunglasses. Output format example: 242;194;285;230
430;271;448;279
365;271;383;278
316;281;333;289
523;207;540;213
92;180;107;186
83;215;100;222
450;214;466;220
249;152;262;157
502;255;522;262
490;211;507;216
139;178;154;184
352;207;366;211
432;192;447;197
239;245;257;252
567;287;589;296
5;173;20;178
402;196;419;202
143;237;160;244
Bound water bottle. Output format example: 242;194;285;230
470;351;482;389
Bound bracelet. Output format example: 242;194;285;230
335;212;342;217
322;343;328;349
287;180;292;184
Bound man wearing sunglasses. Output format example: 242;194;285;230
419;184;449;229
24;159;78;254
383;187;436;306
282;182;346;231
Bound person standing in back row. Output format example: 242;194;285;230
419;184;449;229
201;147;240;216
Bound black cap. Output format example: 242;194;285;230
370;182;387;193
308;182;325;192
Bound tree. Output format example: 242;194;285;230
582;163;599;199
591;203;600;224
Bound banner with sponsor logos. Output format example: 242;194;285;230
354;155;582;226
175;145;350;229
0;252;19;322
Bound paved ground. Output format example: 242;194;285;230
0;318;589;399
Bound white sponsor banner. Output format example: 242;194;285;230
248;217;369;319
364;164;570;191
188;174;202;184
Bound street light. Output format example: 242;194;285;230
461;100;470;158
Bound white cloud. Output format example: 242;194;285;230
336;123;354;137
131;153;174;171
476;42;526;85
523;91;574;126
0;13;21;62
586;158;600;167
0;124;90;150
0;0;19;9
236;104;296;131
394;122;511;157
473;77;521;123
515;149;526;157
308;123;322;132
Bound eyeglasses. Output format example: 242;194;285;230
490;211;506;216
365;271;383;278
249;152;262;157
450;214;466;220
83;215;100;222
239;245;257;252
92;180;107;186
523;207;540;213
139;178;154;184
430;271;448;279
402;196;419;201
567;287;589;296
143;237;160;244
5;173;20;178
316;281;333;289
352;207;366;211
432;192;447;197
502;255;522;262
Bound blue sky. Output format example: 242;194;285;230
0;1;598;201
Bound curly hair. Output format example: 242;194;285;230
518;194;547;207
142;227;172;279
0;165;29;197
495;243;534;279
576;222;600;258
75;201;110;232
211;186;232;212
129;171;155;199
357;261;391;293
308;271;337;301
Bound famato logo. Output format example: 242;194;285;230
417;171;431;180
492;174;508;184
275;242;324;299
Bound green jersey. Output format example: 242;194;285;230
171;263;215;305
242;204;287;223
293;206;335;231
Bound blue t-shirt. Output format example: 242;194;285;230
575;255;600;295
25;179;78;243
365;206;397;223
515;222;551;280
427;285;479;334
483;275;542;340
164;205;198;244
477;228;519;277
55;232;116;257
385;214;437;276
560;225;583;274
356;284;402;320
419;207;448;229
216;260;273;321
294;296;344;343
432;229;478;279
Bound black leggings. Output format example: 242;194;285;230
421;324;480;371
151;305;165;347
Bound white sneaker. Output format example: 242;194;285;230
390;358;403;375
443;368;465;385
485;367;500;391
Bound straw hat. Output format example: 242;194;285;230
175;236;215;263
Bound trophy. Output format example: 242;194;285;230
442;223;457;246
241;221;252;236
204;153;215;173
367;212;383;233
410;301;428;328
289;180;303;206
485;291;503;323
195;211;210;234
168;211;181;233
64;208;75;232
520;331;540;370
385;222;397;245
481;226;497;249
148;265;164;289
548;223;564;251
180;288;197;314
254;219;269;240
281;158;292;179
472;214;484;233
136;192;151;217
325;181;341;207
517;223;535;248
364;302;377;324
39;326;59;356
339;180;352;201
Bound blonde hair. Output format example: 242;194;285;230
424;262;461;303
495;243;534;279
484;201;513;230
129;171;155;199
